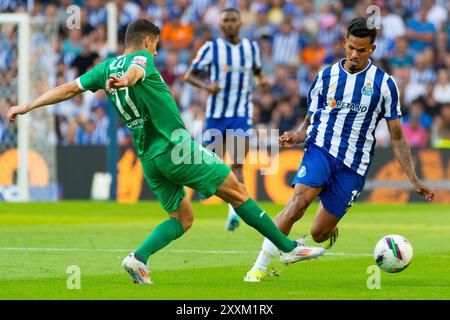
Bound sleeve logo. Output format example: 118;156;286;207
132;56;147;67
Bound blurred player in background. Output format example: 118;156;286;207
7;18;325;285
244;17;435;282
184;8;270;232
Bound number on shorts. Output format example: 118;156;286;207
348;190;360;207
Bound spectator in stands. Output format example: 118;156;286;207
92;105;109;145
257;92;276;125
372;28;396;62
271;65;291;98
257;35;276;81
160;8;194;62
433;69;450;105
380;3;406;40
404;69;428;106
2;0;448;151
272;20;301;66
402;112;428;148
271;98;297;134
245;4;276;40
86;0;107;28
404;99;433;131
62;28;83;66
301;38;326;68
433;104;450;148
424;0;448;31
317;13;341;53
267;0;285;26
76;119;97;145
389;37;414;68
61;120;78;146
71;37;100;77
410;51;437;84
117;0;141;38
405;6;435;53
159;49;181;88
117;124;133;147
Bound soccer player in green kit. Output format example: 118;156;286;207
7;19;325;284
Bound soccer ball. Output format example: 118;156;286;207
374;235;413;273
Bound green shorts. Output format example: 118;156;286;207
140;139;231;212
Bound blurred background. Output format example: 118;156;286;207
0;0;448;203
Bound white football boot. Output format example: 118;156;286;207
122;253;153;284
280;240;326;264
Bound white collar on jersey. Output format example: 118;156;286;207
339;58;373;76
221;37;242;47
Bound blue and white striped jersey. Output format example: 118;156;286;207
306;59;402;176
191;38;262;119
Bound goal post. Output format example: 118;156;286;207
0;13;58;202
0;13;30;202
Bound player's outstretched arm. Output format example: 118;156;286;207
183;66;220;95
387;119;434;201
106;65;145;93
7;80;83;124
279;115;311;148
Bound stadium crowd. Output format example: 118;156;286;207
0;0;449;148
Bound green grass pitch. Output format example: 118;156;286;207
0;201;449;300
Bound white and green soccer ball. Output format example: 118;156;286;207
374;235;413;273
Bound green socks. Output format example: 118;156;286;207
135;217;184;263
234;198;296;253
134;199;294;264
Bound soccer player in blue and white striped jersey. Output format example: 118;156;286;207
185;8;269;232
244;17;435;282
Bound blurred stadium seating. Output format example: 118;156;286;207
0;0;448;149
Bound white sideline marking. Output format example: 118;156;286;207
1;247;448;258
0;246;372;256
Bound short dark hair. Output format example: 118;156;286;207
347;17;377;44
221;7;241;17
125;18;160;48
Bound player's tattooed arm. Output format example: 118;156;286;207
387;119;434;201
279;115;311;148
7;80;82;124
184;66;220;95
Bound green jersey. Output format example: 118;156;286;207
77;50;188;159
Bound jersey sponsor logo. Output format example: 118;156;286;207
361;82;374;96
298;165;306;178
222;64;248;73
125;114;151;129
326;97;337;109
325;98;368;113
132;56;147;67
